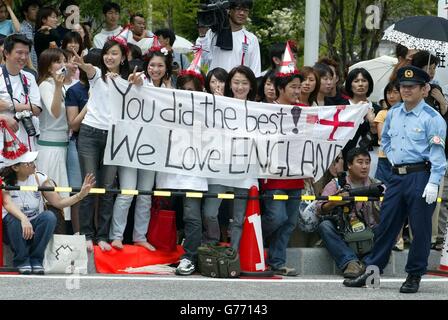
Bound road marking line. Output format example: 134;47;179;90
0;274;447;283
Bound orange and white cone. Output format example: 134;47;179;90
239;186;273;277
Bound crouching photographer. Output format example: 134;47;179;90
316;148;383;279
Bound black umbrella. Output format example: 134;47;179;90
382;16;448;53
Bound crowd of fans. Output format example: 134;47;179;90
0;0;446;279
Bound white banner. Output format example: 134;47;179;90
435;1;448;95
104;78;369;180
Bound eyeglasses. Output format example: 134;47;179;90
232;6;250;13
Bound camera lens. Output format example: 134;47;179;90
21;116;36;136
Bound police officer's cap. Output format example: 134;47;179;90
397;65;430;86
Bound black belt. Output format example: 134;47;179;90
392;162;431;175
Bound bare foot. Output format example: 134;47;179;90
134;241;156;251
86;240;93;252
98;240;112;251
111;239;124;250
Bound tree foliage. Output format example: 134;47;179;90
320;0;437;80
151;0;199;40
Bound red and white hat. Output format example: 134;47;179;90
148;35;165;53
276;40;299;78
178;46;204;85
109;27;130;53
0;120;38;167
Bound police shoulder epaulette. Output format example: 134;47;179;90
422;105;439;118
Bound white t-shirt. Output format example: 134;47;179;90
2;172;48;220
209;177;258;190
82;67;114;130
38;79;69;142
197;28;261;77
156;173;208;191
0;68;41;153
127;31;154;54
93;26;123;49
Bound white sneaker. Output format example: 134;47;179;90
175;258;195;276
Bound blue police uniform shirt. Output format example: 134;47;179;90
382;99;447;185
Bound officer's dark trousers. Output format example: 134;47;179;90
364;171;435;276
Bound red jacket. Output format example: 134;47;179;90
260;101;304;191
260;178;304;191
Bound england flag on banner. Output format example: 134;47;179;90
314;104;369;141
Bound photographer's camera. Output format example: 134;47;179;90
15;110;36;136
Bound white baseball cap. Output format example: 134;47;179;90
3;151;38;167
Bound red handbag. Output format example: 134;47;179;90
147;197;177;252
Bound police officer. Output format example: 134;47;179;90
343;66;447;293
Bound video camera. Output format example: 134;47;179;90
197;0;252;50
197;0;230;31
336;172;385;198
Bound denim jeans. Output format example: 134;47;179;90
182;197;202;263
261;189;301;269
317;220;358;271
3;211;56;268
110;166;155;242
202;185;248;250
77;124;117;242
66;136;82;188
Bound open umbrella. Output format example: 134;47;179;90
348;55;398;103
172;35;194;54
382;16;448;54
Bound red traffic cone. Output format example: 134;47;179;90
239;186;273;277
428;225;448;277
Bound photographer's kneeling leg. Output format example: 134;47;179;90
318;220;364;278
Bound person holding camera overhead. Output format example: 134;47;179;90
316;148;382;279
36;48;77;223
196;0;261;77
344;66;447;294
0;34;41;164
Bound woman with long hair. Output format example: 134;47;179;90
36;48;78;224
0;146;94;274
65;50;102;234
202;65;259;254
342;68;380;173
205;67;228;95
71;38;129;251
154;67;208;275
299;66;320;106
257;69;276;103
109;46;173;251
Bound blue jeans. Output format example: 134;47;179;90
3;211;56;268
77;124;117;242
66;136;82;188
159;193;202;263
262;189;301;269
318;220;358;270
202;185;248;250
